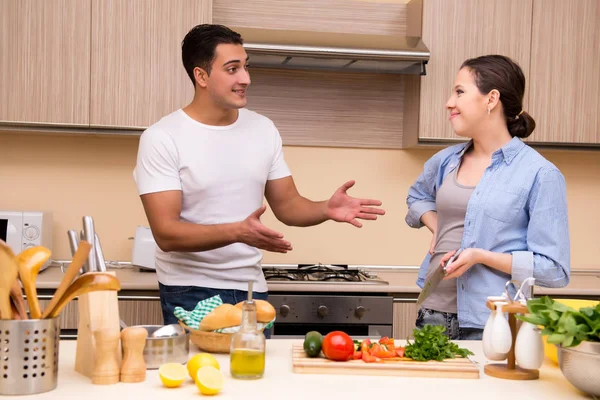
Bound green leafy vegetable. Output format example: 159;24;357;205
517;296;600;348
404;325;474;361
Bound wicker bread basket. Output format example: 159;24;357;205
179;321;233;353
178;321;267;354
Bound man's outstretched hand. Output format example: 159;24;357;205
325;180;385;228
238;205;293;253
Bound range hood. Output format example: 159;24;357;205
234;27;430;75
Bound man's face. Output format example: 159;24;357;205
203;43;250;109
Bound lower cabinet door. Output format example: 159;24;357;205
37;295;163;337
393;300;418;340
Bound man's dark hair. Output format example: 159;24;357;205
181;24;243;86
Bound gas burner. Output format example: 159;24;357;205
262;264;388;285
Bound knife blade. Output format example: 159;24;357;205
416;248;463;308
82;216;97;273
68;229;86;274
94;233;107;272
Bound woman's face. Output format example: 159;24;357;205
445;67;490;138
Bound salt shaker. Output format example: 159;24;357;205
483;297;508;361
515;321;544;369
120;326;148;382
92;329;121;385
490;301;512;355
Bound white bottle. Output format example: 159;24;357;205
483;307;508;361
515;321;544;370
490;302;512;354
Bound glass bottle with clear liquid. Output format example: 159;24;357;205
230;291;266;379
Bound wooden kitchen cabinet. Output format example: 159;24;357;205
393;301;417;340
90;0;212;129
38;296;163;331
528;0;600;144
418;0;533;141
0;0;91;126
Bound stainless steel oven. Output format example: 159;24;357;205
263;264;393;338
268;294;393;339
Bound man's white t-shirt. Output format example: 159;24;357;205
133;108;291;292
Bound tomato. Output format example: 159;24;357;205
321;331;355;361
395;347;405;358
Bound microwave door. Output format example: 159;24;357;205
0;216;23;252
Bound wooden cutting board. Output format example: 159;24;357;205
292;345;479;379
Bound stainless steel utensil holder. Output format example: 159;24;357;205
0;318;60;395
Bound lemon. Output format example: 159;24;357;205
195;365;223;395
187;353;220;380
158;363;188;388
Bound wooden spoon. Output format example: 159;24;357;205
0;240;19;320
45;272;121;318
41;241;91;319
10;281;29;320
15;246;52;319
8;297;21;320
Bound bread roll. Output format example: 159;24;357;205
199;304;242;331
235;300;276;322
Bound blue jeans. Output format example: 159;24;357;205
158;283;271;338
416;308;483;340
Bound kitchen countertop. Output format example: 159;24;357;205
35;265;600;297
3;339;589;399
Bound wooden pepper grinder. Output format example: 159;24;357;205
92;329;121;385
120;326;148;383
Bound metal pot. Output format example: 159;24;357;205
558;341;600;396
132;325;190;369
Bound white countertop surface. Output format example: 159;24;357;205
4;339;590;399
35;266;600;296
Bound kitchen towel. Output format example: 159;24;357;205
174;295;275;332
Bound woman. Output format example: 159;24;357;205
406;55;570;340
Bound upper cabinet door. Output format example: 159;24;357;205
418;0;533;141
528;0;600;144
0;0;91;126
90;0;212;129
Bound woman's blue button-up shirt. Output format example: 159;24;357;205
406;137;570;329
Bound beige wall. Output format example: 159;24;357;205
1;132;599;269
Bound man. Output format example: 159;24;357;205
134;24;385;325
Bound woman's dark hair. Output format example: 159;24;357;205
181;24;243;86
461;55;536;138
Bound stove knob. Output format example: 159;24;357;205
354;306;366;319
279;305;290;318
317;305;329;318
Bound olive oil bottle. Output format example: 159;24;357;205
230;282;266;379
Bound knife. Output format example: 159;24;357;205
82;216;98;273
94;233;107;272
67;229;87;274
416;248;464;308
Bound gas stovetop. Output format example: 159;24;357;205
262;264;388;285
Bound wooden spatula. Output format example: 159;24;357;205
15;246;52;319
41;241;92;319
10;281;29;320
45;272;121;318
0;241;19;320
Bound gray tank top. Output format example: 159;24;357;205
421;165;475;313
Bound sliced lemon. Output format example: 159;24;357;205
195;365;224;395
187;353;220;380
158;363;188;388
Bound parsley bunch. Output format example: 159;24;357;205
404;325;474;361
517;296;600;348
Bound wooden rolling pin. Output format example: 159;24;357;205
92;329;121;385
120;327;148;383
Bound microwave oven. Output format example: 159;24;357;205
0;211;53;259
